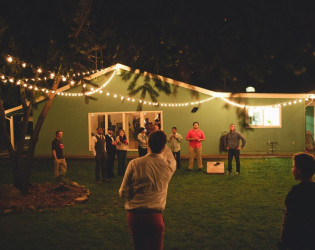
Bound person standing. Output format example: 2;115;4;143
186;122;205;171
116;129;128;176
52;130;67;183
279;153;315;249
137;127;148;157
225;124;246;175
91;127;110;183
168;127;183;169
105;127;116;178
119;130;176;250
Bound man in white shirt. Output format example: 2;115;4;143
91;127;110;183
168;127;183;169
119;130;176;250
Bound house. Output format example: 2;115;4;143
5;64;315;157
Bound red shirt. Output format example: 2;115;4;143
186;129;205;148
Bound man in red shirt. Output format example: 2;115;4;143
186;122;205;171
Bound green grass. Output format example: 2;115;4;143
0;157;295;249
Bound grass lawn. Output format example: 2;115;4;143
0;157;295;249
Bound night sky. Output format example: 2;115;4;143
1;0;315;93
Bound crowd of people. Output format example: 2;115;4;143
51;123;315;250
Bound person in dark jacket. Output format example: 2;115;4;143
105;127;116;178
52;130;67;183
279;152;315;249
91;127;110;183
225;124;246;175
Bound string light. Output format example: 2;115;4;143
7;56;13;63
2;55;315;108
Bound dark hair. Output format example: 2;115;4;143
293;152;315;180
119;129;126;141
55;130;62;136
172;127;177;130
193;122;199;126
138;127;145;133
148;130;167;153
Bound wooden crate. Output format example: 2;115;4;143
207;161;224;174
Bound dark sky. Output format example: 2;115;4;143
1;0;315;93
93;0;315;93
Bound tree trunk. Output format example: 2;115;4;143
20;77;62;194
0;76;61;194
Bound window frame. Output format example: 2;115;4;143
88;111;163;151
246;106;282;128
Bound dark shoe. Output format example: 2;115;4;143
103;179;112;182
96;180;102;184
198;168;202;171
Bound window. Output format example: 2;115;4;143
247;106;281;127
88;111;162;151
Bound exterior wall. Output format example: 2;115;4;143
306;106;314;137
33;71;306;157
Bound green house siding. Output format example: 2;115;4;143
33;71;306;157
306;106;314;136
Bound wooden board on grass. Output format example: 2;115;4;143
207;161;224;174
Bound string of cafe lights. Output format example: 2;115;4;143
2;55;315;108
1;55;107;89
218;95;315;110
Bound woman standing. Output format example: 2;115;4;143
137;127;148;157
116;130;129;176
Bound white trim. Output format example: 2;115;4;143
5;63;314;115
10;116;14;149
88;110;163;151
110;64;313;99
246;106;282;128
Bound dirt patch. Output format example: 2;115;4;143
0;182;90;215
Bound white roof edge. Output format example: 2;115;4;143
4;63;314;114
113;64;312;99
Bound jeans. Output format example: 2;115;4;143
107;150;116;178
228;149;240;173
138;146;147;157
117;150;127;176
95;152;107;181
172;151;181;169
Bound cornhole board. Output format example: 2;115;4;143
207;161;224;174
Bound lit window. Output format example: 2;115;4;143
88;111;162;150
247;106;281;127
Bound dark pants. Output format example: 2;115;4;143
117;150;127;176
127;212;164;250
138;146;147;157
228;149;240;173
95;152;107;181
172;151;181;169
107;150;116;178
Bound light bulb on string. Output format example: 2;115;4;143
7;56;13;63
